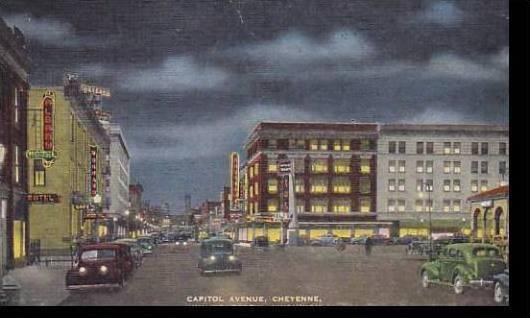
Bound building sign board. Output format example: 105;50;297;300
90;146;98;197
27;194;60;203
230;152;240;208
280;175;289;213
80;84;111;97
25;150;57;161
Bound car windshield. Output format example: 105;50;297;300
202;241;232;254
473;247;500;257
80;249;116;261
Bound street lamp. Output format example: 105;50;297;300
92;194;102;243
422;182;434;261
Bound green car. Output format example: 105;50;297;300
419;243;506;294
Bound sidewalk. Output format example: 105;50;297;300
4;264;70;306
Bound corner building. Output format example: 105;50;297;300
241;122;395;242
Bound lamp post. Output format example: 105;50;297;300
92;194;102;243
422;182;434;261
124;210;130;238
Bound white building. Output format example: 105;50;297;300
376;124;508;237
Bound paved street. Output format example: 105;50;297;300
59;244;499;306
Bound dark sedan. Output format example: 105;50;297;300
198;239;242;275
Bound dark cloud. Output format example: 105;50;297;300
0;0;508;210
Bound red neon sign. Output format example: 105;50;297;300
43;97;54;151
90;146;98;196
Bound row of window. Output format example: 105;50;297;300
388;141;507;155
267;159;371;174
387;160;507;175
264;138;375;151
267;177;371;194
387;179;490;193
387;199;462;212
266;198;372;213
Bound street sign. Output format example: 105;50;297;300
278;160;292;174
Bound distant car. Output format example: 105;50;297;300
66;243;134;290
493;269;509;304
393;235;424;245
198;238;242;275
251;236;269;249
136;237;155;255
419;243;506;295
175;237;190;248
112;241;143;268
310;235;338;246
350;236;368;245
369;234;393;245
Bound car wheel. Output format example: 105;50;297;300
421;271;430;288
494;282;504;304
453;274;464;295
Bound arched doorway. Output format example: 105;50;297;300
494;207;503;236
472;208;481;238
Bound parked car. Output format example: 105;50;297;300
198;238;242;275
369;234;393;245
351;236;368;245
114;239;146;263
251;236;269;249
65;243;134;290
393;235;425;245
137;237;155;255
419;243;506;294
310;235;338;246
493;269;509;304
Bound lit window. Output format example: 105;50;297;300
471;180;478;192
254;182;258;195
310;139;318;151
454;161;461;174
480;180;488;192
360;198;371;213
310;177;328;193
416;179;423;192
397;200;405;212
444;142;451;154
416;161;424;173
443;200;451;212
334;160;350;173
333;140;341;151
387;199;396;212
342;140;350;151
249;186;253;198
295;179;305;193
14;145;20;184
360;159;371;174
296;139;306;149
398;160;406;173
332;199;351;213
267;178;278;194
254;202;258;214
443;180;451;192
14;88;20;123
333;177;351;193
453;142;461;154
268;139;277;149
267;199;278;212
320;140;328;151
254;163;259;176
453;180;461;192
453;200;461;212
311;199;328;213
398;179;405;192
359;177;370;194
311;159;328;173
249;167;254;178
296;204;305;213
268;163;278;173
34;160;46;186
443;161;451;174
415;200;423;212
388;160;396;173
426;161;433;174
388;179;396;192
361;139;371;151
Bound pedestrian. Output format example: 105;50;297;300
365;236;373;256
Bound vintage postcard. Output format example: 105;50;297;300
0;0;515;309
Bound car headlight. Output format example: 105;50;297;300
79;267;87;276
209;255;216;261
99;265;108;275
229;255;236;261
183;242;188;246
176;242;180;245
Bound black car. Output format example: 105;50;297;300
493;269;509;304
198;239;242;275
251;236;269;249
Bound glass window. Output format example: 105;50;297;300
480;180;488;192
416;179;423;192
360;198;371;213
398;160;406;173
249;186;253;198
416;161;424;173
311;199;328;213
310;177;328;193
453;200;461;212
416;142;424;154
34;160;46;186
443;142;451;154
443;200;451;212
14;145;20;184
443;180;451;192
471;142;479;155
294;158;305;173
360;139;371;151
425;179;433;192
311;159;328;173
388;179;396;192
332;199;351;213
499;161;507;175
333;140;342;151
81;249;116;261
426;142;434;154
254;182;259;195
267;199;278;212
268;163;278;173
342;140;350;151
14;88;19;123
359;177;370;194
415;200;423;212
267;178;278;194
426;161;433;174
499;142;507;155
454;161;461;174
453;179;461;192
471;180;478;192
397;199;405;212
254;202;258;214
310;139;318;151
296;139;306;149
295;178;305;193
388;160;396;173
453;142;461;154
334;159;350;173
471;161;478;174
443;161;451;174
332;177;351;194
254;163;259;176
481;142;489;155
268;139;277;149
360;159;371;174
398;141;406;154
387;199;396;212
296;204;305;213
398;179;405;192
481;161;488;174
319;140;328;151
426;199;433;212
249;166;254;178
388;141;396;154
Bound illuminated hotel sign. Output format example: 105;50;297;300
90;146;98;197
80;84;111;97
27;194;60;203
230;152;240;208
43;95;54;151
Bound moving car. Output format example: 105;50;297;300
112;240;143;268
419;243;506;295
251;236;269;249
65;243;134;290
350;236;368;245
136;237;155;255
369;234;393;245
198;238;242;275
493;269;509;304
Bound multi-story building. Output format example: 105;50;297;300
128;183;144;237
240;122;395;242
27;78;111;255
376;124;509;237
0;18;30;270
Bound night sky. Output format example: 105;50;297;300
0;0;508;211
